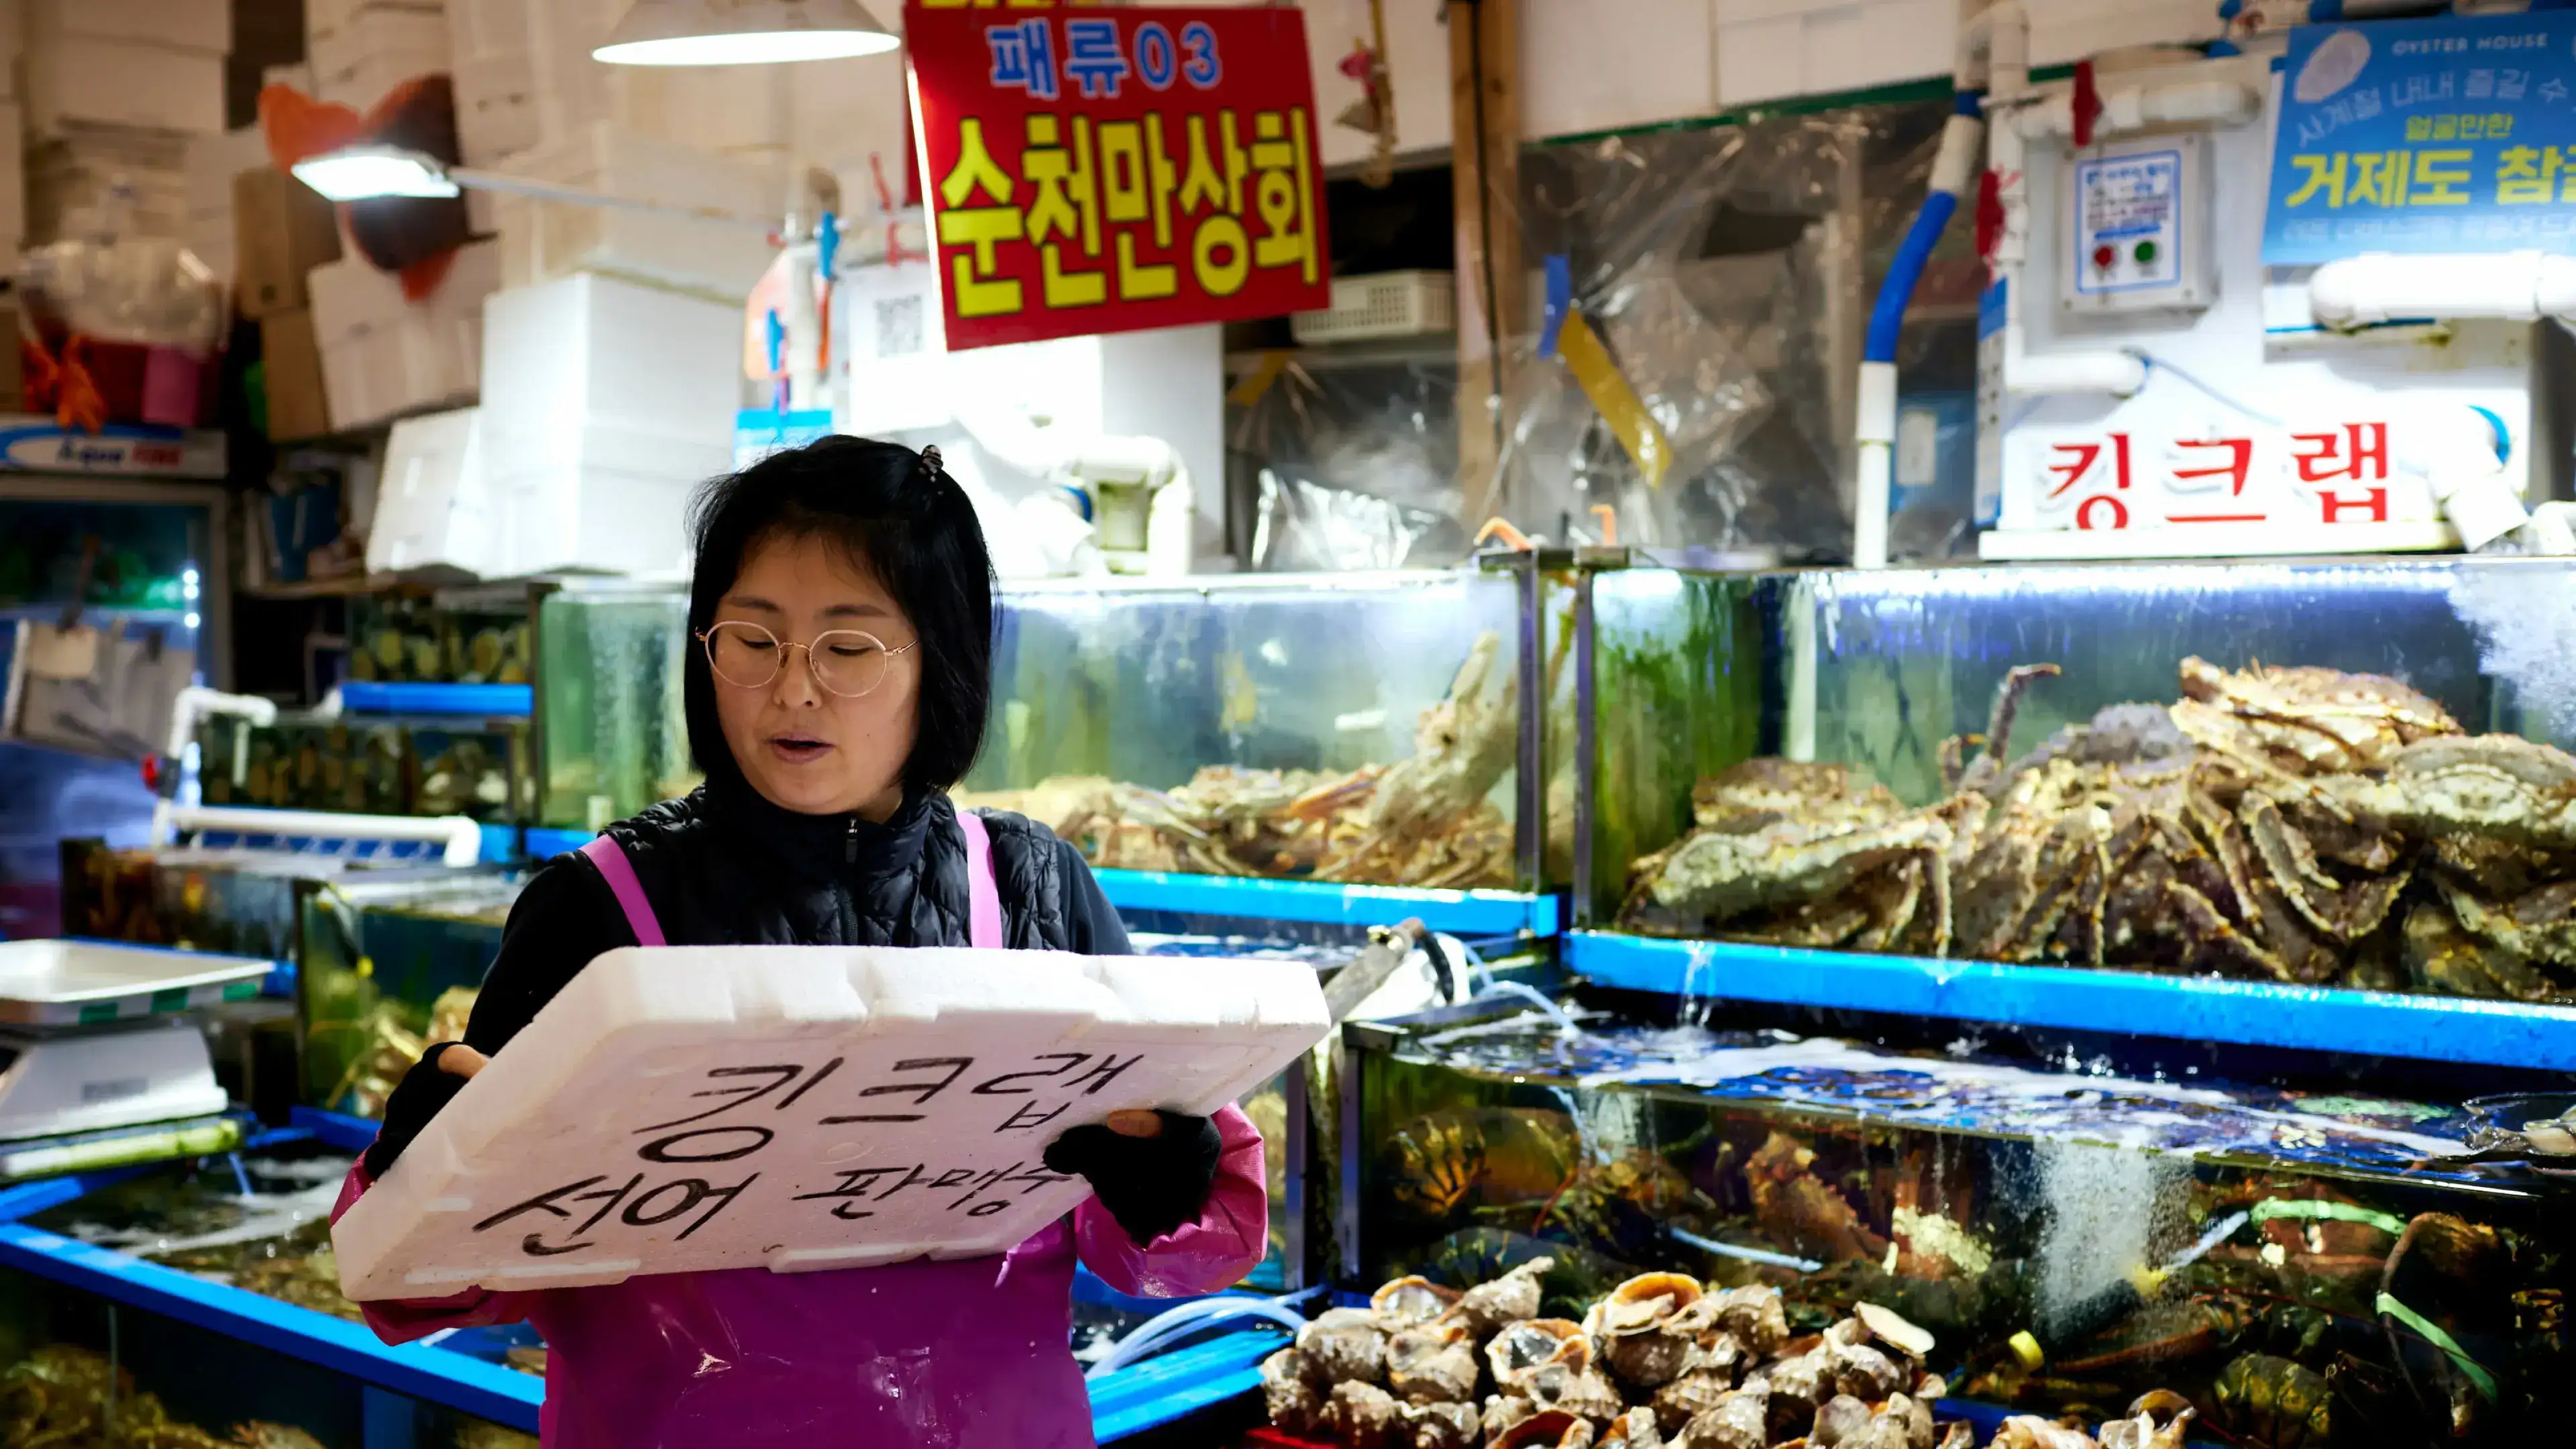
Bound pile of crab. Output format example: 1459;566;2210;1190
1;1345;326;1448
1263;1265;2196;1449
1621;657;2576;1000
965;633;1519;889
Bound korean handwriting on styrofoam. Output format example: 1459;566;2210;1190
468;1052;1145;1256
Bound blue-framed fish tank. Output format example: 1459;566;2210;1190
0;1119;1287;1446
1342;994;2576;1445
531;570;1562;936
957;567;1556;936
1570;557;2576;1067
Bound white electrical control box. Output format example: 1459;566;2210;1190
2060;133;2213;315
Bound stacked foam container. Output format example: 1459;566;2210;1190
21;0;231;247
363;0;783;578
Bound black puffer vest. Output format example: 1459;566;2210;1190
602;772;1080;950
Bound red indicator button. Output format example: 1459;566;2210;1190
2092;244;2116;270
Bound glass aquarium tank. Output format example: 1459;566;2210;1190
1589;557;2576;1002
195;714;531;824
56;840;362;960
347;592;534;685
958;570;1539;891
535;586;694;832
298;873;522;1117
3;1142;540;1447
1346;1002;2573;1445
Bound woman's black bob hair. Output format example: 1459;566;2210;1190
682;435;995;798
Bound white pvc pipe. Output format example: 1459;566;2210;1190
162;806;484;867
164;686;274;763
1983;36;2149;400
2014;75;2263;138
2311;250;2576;327
1854;360;1900;570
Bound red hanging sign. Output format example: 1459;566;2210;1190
906;1;1333;351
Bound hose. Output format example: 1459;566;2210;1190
1083;1296;1307;1381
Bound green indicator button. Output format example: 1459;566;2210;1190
78;1003;120;1025
2134;239;2158;264
151;987;190;1013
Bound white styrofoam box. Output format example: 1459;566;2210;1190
451;46;539;164
1523;0;1713;140
28;0;230;56
1981;76;2525;559
488;122;777;303
25;36;225;138
26;125;190;242
310;240;499;431
264;62;317;95
638;65;791;160
310;7;452;109
478;272;741;576
371;407;498;576
333;945;1327;1297
185;127;268;221
182;127;268;278
1713;0;1952;109
307;0;443;48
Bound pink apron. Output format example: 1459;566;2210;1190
333;811;1268;1448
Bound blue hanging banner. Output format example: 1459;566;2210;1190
2265;10;2576;265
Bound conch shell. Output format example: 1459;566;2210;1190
1678;1391;1769;1449
1457;1256;1556;1335
1589;1273;1707;1389
1600;1407;1665;1449
1993;1416;2106;1449
1398;1399;1480;1449
1299;1306;1388;1385
1260;1348;1322;1434
1710;1285;1790;1356
1387;1320;1480;1405
1487;1319;1591;1388
1493;1409;1597;1449
1324;1381;1402;1449
1373;1274;1463;1331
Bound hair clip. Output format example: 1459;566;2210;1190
918;445;943;475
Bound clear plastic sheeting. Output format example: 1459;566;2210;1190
1500;107;1949;561
1248;468;1465;572
21;189;226;352
1227;351;1464;570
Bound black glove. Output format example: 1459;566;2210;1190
1042;1110;1224;1247
361;1042;471;1179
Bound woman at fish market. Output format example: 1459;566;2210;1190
336;436;1267;1448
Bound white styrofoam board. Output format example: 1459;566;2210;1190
333;945;1328;1297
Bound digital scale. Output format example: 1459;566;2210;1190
0;939;272;1144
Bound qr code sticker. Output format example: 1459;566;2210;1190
876;297;924;358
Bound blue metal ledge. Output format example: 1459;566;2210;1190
1093;869;1560;936
1568;930;2576;1071
1089;1329;1283;1442
337;682;532;718
0;1221;545;1431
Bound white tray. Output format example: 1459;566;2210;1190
333;945;1330;1299
0;941;277;1026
